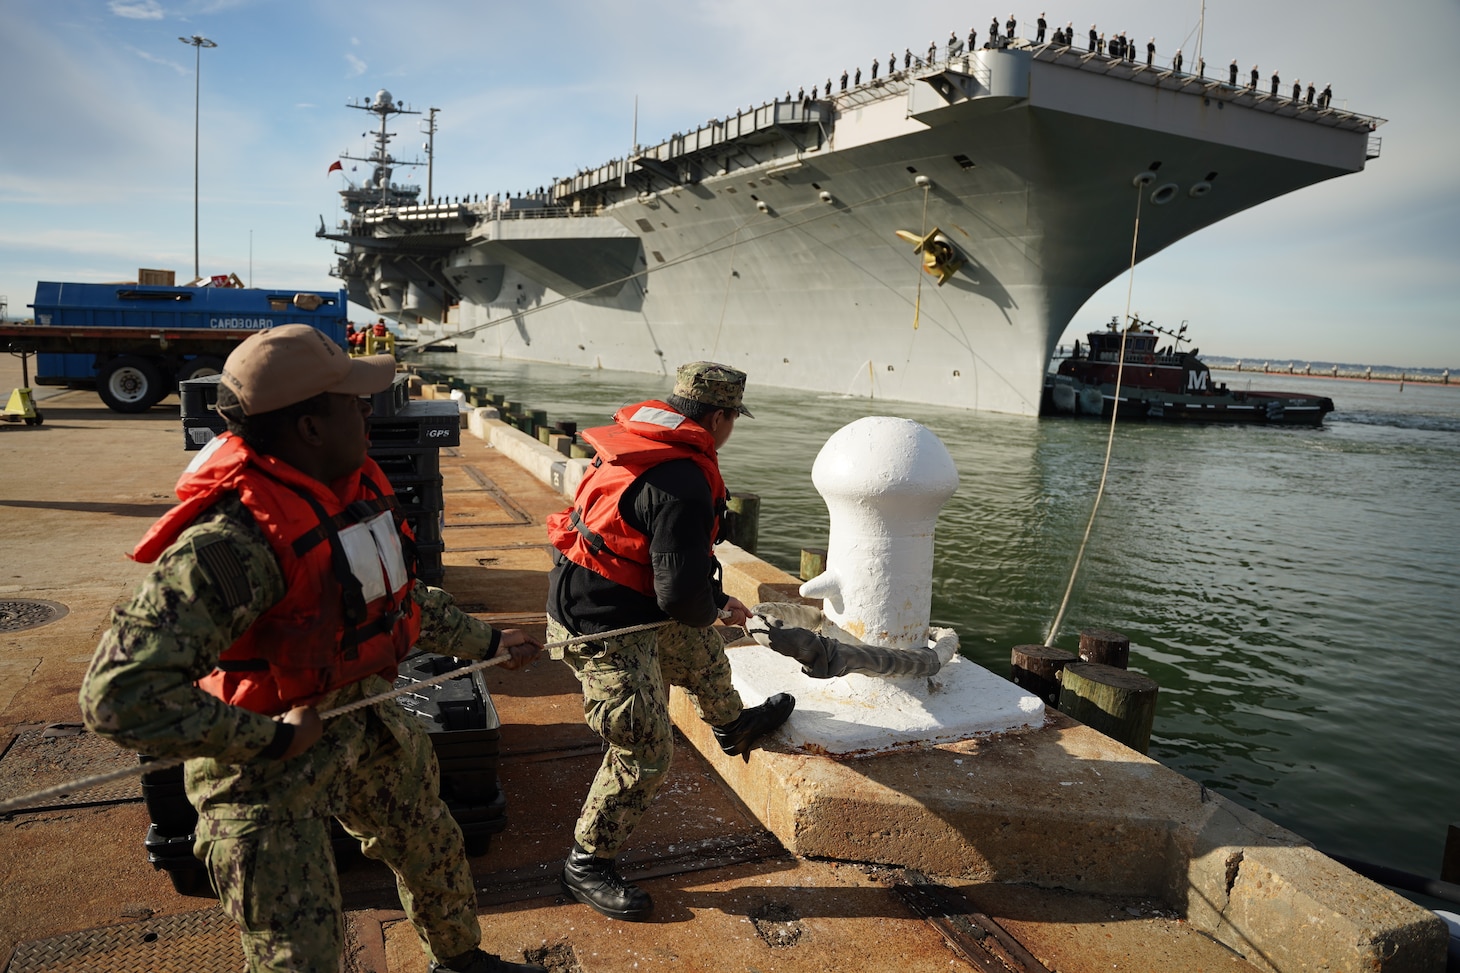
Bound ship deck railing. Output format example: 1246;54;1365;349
1028;41;1385;135
548;39;1381;203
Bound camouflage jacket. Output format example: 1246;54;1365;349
79;494;499;763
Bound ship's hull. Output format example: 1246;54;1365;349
331;47;1379;416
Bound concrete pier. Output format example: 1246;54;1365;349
0;361;1446;972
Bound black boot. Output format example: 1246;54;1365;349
428;947;546;973
712;693;795;756
560;844;653;921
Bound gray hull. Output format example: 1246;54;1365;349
331;47;1380;416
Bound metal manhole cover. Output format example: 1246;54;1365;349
0;725;141;812
6;908;242;973
0;599;69;633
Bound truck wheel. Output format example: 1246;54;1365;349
176;355;226;384
98;355;165;413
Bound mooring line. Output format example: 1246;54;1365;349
0;619;673;816
1043;186;1145;647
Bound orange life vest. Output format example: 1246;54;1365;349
546;400;726;597
132;434;421;715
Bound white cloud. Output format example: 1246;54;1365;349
345;53;366;77
126;45;188;74
109;0;164;19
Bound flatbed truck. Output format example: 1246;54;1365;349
0;282;350;412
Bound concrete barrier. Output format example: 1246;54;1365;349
464;408;590;499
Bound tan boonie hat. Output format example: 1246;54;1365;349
673;361;753;418
219;324;396;416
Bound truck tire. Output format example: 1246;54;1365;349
98;355;165;413
176;355;226;384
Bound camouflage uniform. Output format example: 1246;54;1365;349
548;618;741;857
80;495;500;973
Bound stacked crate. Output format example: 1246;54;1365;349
392;652;507;856
365;389;458;586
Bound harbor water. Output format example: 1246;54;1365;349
422;351;1460;893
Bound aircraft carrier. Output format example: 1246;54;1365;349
320;40;1382;417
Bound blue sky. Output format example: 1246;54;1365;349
3;0;1456;369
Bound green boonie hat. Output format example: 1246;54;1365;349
673;361;753;418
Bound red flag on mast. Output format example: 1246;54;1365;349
327;160;343;175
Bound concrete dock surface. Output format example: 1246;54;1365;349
0;359;1446;972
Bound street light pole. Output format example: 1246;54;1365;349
178;34;217;281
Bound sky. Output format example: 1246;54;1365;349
3;0;1457;370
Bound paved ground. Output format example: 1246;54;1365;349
0;362;1265;972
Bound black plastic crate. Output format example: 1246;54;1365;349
180;374;225;451
183;415;226;450
145;824;213;896
393;652;503;848
369;400;460;448
451;788;508;856
415;540;444;585
392;475;444;514
394;653;500;734
139;757;198;836
405;509;444;544
371;373;411;418
179;373;221;417
371;448;441;480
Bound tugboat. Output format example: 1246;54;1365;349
1042;317;1335;425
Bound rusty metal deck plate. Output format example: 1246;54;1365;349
0;725;140;813
6;908;242;973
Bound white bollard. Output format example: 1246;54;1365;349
799;417;959;651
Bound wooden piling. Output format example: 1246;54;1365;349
1010;644;1077;706
799;547;827;581
722;492;761;554
1057;661;1158;753
1079;628;1131;669
1443;823;1460;885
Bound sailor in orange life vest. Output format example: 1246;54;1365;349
546;361;795;921
78;325;547;973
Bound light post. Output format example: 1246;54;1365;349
178;34;217;281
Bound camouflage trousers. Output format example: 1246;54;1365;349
186;676;479;973
548;618;743;858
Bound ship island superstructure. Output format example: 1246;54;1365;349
320;40;1383;417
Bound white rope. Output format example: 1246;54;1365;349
1043;187;1144;647
0;620;674;816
